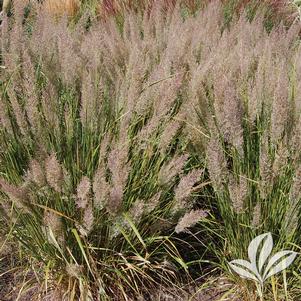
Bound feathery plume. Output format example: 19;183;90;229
0;178;28;210
43;209;64;245
175;209;208;234
82;203;94;236
290;164;301;202
228;175;248;214
158;154;189;186
271;65;290;143
28;159;46;187
217;83;244;154
43;210;63;234
107;186;124;215
76;176;91;209
271;143;289;178
98;134;110;162
12;0;28;25
252;203;261;228
225;89;244;154
144;192;162;214
158;119;181;153
107;143;129;215
45;153;63;193
80;69;98;129
93;164;110;210
0;97;12;134
206;135;227;191
129;200;145;223
7;84;28;136
174;169;204;212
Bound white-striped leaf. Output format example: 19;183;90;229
258;233;273;272
263;251;297;281
229;259;261;283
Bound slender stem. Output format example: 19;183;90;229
256;282;264;301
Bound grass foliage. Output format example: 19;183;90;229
1;0;301;300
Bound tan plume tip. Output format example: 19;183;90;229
28;159;46;186
206;136;227;191
252;202;261;227
175;209;208;234
82;204;94;236
43;210;63;234
76;176;91;209
174;169;204;206
45;153;63;193
144;192;162;214
129;200;145;223
107;185;123;215
92;165;110;210
158;154;189;186
228;175;248;214
0;178;28;209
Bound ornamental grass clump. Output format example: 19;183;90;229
3;0;301;299
0;2;210;299
184;1;301;292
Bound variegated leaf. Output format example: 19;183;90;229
263;251;297;281
258;233;273;272
229;259;261;283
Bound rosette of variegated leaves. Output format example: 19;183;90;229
229;233;297;299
